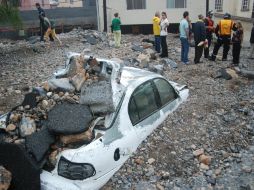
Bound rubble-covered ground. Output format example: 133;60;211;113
1;29;254;189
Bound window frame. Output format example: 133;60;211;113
128;78;179;125
126;0;146;10
167;0;187;9
241;0;250;11
215;0;223;12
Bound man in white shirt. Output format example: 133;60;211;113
179;11;190;64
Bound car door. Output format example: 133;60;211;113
129;78;179;143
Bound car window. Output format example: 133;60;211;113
129;97;139;124
154;78;178;106
129;82;158;125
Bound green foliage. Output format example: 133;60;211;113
0;5;23;29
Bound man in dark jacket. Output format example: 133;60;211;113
193;14;206;64
249;23;254;59
204;10;214;58
35;3;45;42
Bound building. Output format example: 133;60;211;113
97;0;206;34
209;0;254;43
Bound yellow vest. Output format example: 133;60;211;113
153;17;160;35
219;19;233;35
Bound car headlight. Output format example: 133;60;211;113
58;156;96;180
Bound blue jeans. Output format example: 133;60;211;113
155;35;161;53
180;37;189;63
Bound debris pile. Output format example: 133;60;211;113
0;52;118;189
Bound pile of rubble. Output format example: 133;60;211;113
0;52;119;189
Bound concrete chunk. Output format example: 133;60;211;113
46;102;92;134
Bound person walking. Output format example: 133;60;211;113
179;11;190;64
232;21;243;65
209;13;237;61
193;14;206;64
112;13;121;48
204;10;214;58
160;12;169;58
41;15;62;47
153;11;161;53
249;23;254;59
35;3;45;42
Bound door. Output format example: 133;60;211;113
128;78;179;142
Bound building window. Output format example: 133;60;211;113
167;0;187;8
241;0;250;11
88;0;96;6
126;0;146;10
215;0;223;12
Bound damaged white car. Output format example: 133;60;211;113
0;53;188;190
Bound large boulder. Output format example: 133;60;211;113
80;80;115;114
48;78;75;92
46;102;92;134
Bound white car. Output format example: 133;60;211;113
0;53;189;190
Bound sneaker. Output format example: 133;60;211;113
183;61;189;65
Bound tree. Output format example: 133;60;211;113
0;0;23;29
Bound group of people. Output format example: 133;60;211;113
153;10;254;65
35;3;62;47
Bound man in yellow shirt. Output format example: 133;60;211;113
153;11;161;53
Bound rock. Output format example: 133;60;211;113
84;35;97;45
137;54;150;68
240;69;254;79
200;163;209;170
49;150;58;166
199;154;212;165
60;128;93;144
48;78;75;92
42;82;50;91
131;45;144;52
19;116;36;137
214;68;232;80
135;158;144;165
0;165;12;190
160;58;178;69
10;113;21;123
25;128;55;162
47;102;92;134
6;124;16;132
15;90;21;94
41;100;49;109
46;92;52;97
226;68;238;79
148;158;156;164
215;168;222;176
193;148;204;157
80;80;115;114
70;72;88;91
150;64;164;75
241;165;252;173
156;183;164;190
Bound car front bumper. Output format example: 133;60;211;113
41;166;121;190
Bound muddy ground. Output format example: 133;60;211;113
0;30;254;189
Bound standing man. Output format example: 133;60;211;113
153;11;161;53
35;3;45;42
179;11;190;64
112;13;121;48
209;13;236;61
193;14;206;64
204;10;214;58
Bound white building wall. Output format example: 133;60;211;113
97;0;206;32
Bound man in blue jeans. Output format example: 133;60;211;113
179;11;190;64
